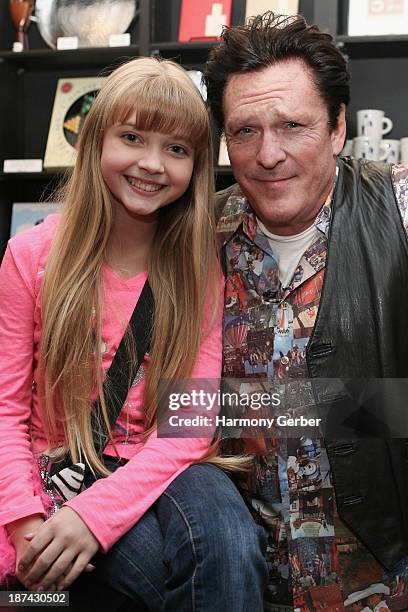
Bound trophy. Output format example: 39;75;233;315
9;0;34;51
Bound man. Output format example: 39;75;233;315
204;12;408;612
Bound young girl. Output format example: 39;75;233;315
0;58;267;610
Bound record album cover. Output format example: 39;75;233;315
44;77;106;169
178;0;232;42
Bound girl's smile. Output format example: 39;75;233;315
125;176;165;194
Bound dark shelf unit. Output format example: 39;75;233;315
149;41;219;70
337;35;408;141
0;46;141;70
337;35;408;59
215;167;233;175
0;172;63;181
150;41;219;52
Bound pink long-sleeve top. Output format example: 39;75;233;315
0;214;222;553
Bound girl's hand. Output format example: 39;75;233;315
7;515;45;588
22;533;95;592
18;507;100;591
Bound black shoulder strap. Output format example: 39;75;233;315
91;279;154;453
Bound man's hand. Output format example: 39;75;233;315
18;507;100;591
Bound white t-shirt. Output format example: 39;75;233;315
257;218;319;288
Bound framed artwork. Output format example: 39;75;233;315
10;203;61;237
348;0;408;36
178;0;232;42
44;76;106;170
245;0;299;22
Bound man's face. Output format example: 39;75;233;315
223;59;346;236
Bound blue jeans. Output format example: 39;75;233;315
92;461;268;611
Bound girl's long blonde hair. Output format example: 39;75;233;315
38;57;245;476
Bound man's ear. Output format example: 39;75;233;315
331;103;347;156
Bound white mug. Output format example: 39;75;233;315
400;138;408;164
380;139;400;164
340;139;354;157
353;137;387;162
357;109;393;139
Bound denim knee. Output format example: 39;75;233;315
160;463;268;578
155;464;268;610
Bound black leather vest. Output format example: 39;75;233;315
307;158;408;570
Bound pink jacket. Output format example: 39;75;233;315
0;215;223;583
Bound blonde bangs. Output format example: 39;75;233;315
101;68;208;151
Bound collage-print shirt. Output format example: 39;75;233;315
217;164;408;612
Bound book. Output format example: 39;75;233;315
178;0;232;42
245;0;299;22
10;202;61;237
348;0;408;36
